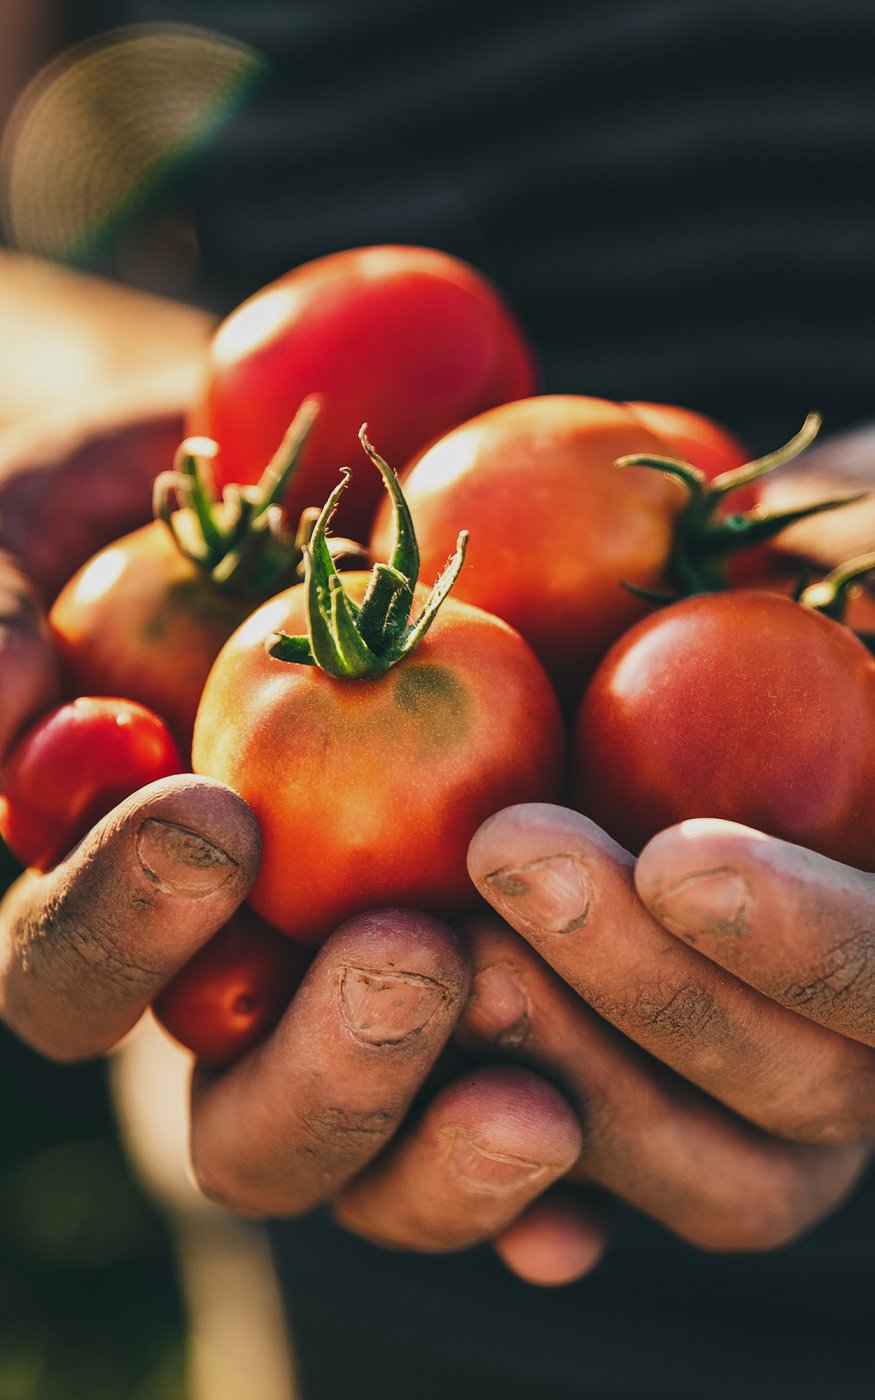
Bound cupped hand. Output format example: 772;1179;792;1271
466;804;875;1253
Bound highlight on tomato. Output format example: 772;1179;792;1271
192;428;566;946
188;245;538;535
0;697;182;872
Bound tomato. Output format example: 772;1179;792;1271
0;697;182;871
189;246;538;535
626;402;748;480
573;590;875;869
49;405;320;755
371;395;685;702
192;574;565;945
49;521;253;755
153;907;310;1066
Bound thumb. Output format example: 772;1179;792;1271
0;775;261;1061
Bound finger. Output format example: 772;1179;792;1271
492;1186;611;1286
0;775;260;1060
468;805;875;1146
457;913;870;1251
636;819;875;1047
334;1066;582;1252
0;553;58;763
189;909;471;1217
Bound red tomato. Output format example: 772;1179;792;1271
192;575;565;945
189;246;537;534
573;591;875;869
626;402;748;480
49;521;254;755
0;697;182;871
371;395;685;702
153;907;310;1066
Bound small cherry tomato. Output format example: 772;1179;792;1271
0;697;182;871
573;590;875;868
189;245;538;534
153;907;310;1066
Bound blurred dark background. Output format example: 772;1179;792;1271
1;3;875;1396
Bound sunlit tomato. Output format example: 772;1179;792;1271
0;697;181;871
371;396;684;702
153;907;310;1066
49;520;252;755
626;402;748;480
189;246;537;534
192;576;565;945
573;591;875;869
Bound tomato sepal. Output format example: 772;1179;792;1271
269;427;467;679
618;414;868;599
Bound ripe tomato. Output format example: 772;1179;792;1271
153;907;310;1066
573;591;875;869
189;246;537;534
626;402;748;480
371;395;685;702
192;574;565;945
49;404;320;755
0;697;182;871
49;521;253;755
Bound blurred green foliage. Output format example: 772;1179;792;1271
0;838;188;1400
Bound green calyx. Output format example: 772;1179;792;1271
617;413;869;602
153;397;363;598
799;552;875;650
269;427;468;679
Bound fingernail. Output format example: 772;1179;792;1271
464;964;530;1048
445;1130;550;1194
653;868;752;940
340;967;446;1045
136;819;236;894
484;854;591;936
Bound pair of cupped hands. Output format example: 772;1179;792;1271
2;403;875;1288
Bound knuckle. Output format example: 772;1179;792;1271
23;878;163;1000
775;930;875;1040
593;978;729;1051
296;1102;398;1165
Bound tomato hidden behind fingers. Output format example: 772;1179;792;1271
573;591;875;869
192;576;565;945
189;246;538;534
153;907;310;1066
0;697;182;871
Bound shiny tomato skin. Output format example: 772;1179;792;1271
192;576;565;945
189;246;537;534
0;697;182;871
573;591;875;869
49;520;253;755
371;396;684;702
153;906;310;1066
626;402;748;479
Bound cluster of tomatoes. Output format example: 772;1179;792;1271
3;244;875;1067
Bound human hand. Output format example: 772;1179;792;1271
465;804;874;1253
